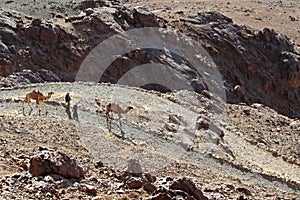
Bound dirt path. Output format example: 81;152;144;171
0;82;299;195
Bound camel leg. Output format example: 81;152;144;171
38;102;41;116
37;100;44;116
118;117;125;139
120;121;125;139
26;100;33;116
23;99;32;116
27;100;33;110
41;101;48;116
22;101;26;116
44;102;48;115
106;116;112;132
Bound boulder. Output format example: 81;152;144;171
170;177;207;200
133;7;159;27
29;148;84;179
126;177;143;189
143;182;157;194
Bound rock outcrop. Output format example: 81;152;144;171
172;11;300;118
0;2;162;86
29;147;85;179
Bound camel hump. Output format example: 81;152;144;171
32;90;43;96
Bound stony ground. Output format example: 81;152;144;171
0;82;299;199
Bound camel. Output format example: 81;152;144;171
23;90;54;115
105;102;133;120
105;102;133;134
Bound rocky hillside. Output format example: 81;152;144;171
0;82;299;199
0;0;299;118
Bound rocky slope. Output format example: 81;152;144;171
0;82;299;199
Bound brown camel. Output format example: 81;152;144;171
23;90;54;115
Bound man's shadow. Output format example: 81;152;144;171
72;104;79;122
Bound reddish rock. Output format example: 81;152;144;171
126;177;143;189
143;182;157;193
170;177;207;200
29;148;85;179
236;187;252;196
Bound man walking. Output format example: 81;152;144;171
65;92;71;109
